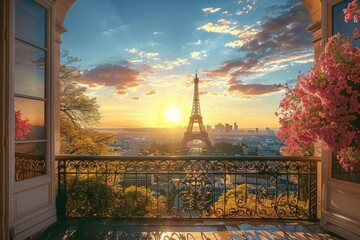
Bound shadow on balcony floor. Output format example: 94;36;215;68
34;219;345;240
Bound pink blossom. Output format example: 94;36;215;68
276;35;360;173
338;147;360;174
15;110;32;138
344;0;360;23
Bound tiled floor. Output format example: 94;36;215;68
34;219;345;240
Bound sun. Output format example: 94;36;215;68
164;105;182;123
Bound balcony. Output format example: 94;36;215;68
32;155;346;240
55;156;319;220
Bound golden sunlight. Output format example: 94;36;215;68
164;105;182;123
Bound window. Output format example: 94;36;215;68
333;0;360;47
14;0;48;181
331;0;360;183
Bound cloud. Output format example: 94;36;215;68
238;5;311;53
129;59;143;63
203;2;313;88
126;48;160;60
126;48;138;54
101;24;129;36
264;0;298;14
198;20;259;38
117;90;127;95
225;40;246;48
153;58;189;70
81;62;147;95
153;31;163;35
145;91;156;96
236;11;244;16
199;91;209;95
137;64;155;75
138;51;159;60
195;40;203;45
191;51;208;59
237;0;257;5
228;83;285;96
222;11;229;15
131;97;140;100
204;52;260;79
191;51;201;58
198;19;244;36
202;7;221;13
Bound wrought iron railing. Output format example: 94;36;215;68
15;152;46;181
56;156;320;220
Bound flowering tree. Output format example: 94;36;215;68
344;0;360;23
15;110;31;138
276;1;360;174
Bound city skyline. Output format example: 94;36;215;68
61;0;314;128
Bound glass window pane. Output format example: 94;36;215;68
333;0;360;47
15;0;46;47
15;97;45;140
15;40;45;97
332;158;360;184
15;142;46;181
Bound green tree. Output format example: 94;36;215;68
214;142;244;155
60;118;116;155
60;51;115;155
66;177;166;218
113;186;166;217
60;50;101;128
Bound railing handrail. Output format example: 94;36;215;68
55;155;321;162
56;154;320;220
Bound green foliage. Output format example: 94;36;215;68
215;184;257;213
60;117;116;155
60;51;115;155
113;186;166;217
67;177;114;217
214;142;244;155
60;50;101;128
140;142;182;155
66;177;166;218
215;184;309;218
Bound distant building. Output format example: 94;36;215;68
215;123;225;132
206;125;212;133
255;128;259;134
225;123;232;132
265;127;275;136
234;122;238;131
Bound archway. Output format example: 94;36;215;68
53;0;322;154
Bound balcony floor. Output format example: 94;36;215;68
35;219;344;240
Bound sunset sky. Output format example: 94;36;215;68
61;0;314;128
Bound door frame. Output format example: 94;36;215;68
1;0;10;239
6;0;57;239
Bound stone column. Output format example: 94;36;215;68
54;22;67;154
54;0;75;154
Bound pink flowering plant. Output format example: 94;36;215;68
276;2;360;174
344;0;360;23
344;0;360;36
15;110;32;138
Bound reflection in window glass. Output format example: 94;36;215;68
15;142;46;181
15;40;45;97
332;158;360;184
333;0;360;47
15;0;46;47
15;97;45;140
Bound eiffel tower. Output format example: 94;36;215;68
181;72;212;150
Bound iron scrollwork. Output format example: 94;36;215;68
56;156;319;220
